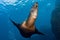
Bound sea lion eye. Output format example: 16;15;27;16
36;5;38;7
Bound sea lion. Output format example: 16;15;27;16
10;2;44;38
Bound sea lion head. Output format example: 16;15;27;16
30;2;38;19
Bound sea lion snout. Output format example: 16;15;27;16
35;2;38;8
33;3;38;9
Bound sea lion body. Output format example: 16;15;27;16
10;2;44;38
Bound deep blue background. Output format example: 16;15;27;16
0;0;56;40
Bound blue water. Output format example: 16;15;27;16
0;0;56;40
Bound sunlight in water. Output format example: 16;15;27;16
3;0;17;5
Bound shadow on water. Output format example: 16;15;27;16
51;0;60;40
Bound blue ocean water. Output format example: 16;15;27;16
0;0;56;40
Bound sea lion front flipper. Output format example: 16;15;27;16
10;19;20;28
35;28;44;35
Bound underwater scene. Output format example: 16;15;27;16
0;0;60;40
